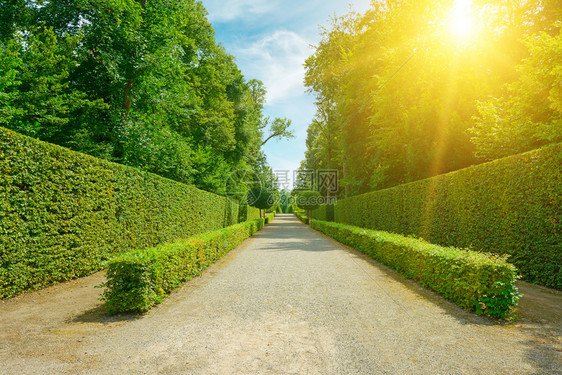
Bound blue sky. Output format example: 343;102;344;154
200;0;371;188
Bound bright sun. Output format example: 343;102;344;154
449;0;476;39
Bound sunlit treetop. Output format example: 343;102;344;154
448;0;477;39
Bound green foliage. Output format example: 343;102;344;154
247;206;261;221
310;205;334;222
303;1;561;195
265;211;275;224
278;190;290;213
311;220;521;318
334;144;562;289
296;190;322;224
0;0;292;195
0;28;108;144
260;117;294;146
247;185;274;212
101;219;265;314
471;26;562;160
238;204;261;223
296;191;322;211
294;212;308;224
0;128;240;298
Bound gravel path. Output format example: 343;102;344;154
1;214;561;374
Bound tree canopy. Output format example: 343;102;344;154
0;0;293;196
302;0;561;197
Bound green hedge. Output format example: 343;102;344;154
295;212;308;224
247;206;261;221
310;204;335;222
0;127;240;298
238;205;261;223
100;219;264;313
265;211;275;224
335;143;561;289
312;220;520;318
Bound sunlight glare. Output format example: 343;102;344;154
449;0;475;39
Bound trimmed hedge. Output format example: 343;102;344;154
335;143;562;289
310;204;334;222
247;206;261;221
265;211;276;224
101;218;265;313
238;204;261;223
295;212;308;224
312;220;520;318
0;127;240;298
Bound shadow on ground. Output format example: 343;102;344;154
69;303;143;325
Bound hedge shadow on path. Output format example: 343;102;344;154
69;304;143;325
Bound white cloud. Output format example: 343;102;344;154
235;30;312;104
204;0;279;22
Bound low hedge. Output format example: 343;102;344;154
311;220;520;318
334;143;561;289
101;218;265;313
0;127;239;298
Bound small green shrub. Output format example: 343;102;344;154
334;143;561;290
311;220;521;318
101;219;265;313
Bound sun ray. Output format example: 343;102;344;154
449;0;475;39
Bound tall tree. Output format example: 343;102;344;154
304;0;560;197
0;0;293;197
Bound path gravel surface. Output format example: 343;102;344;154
1;214;561;374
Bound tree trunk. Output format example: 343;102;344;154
342;157;349;198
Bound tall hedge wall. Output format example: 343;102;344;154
334;143;561;289
0;128;239;298
247;206;261;221
238;205;261;222
310;204;334;222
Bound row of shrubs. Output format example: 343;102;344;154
333;143;561;290
101;218;266;313
0;128;240;298
311;220;520;318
